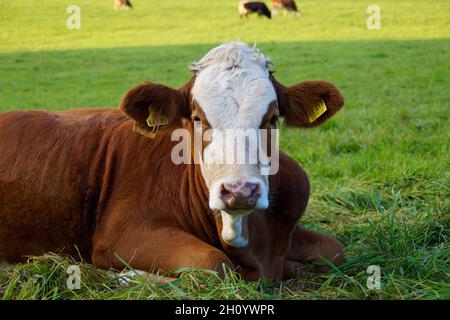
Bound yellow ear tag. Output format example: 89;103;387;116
133;122;157;139
132;109;169;139
308;99;327;123
146;109;169;128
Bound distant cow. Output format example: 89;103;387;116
0;42;344;281
272;0;301;17
114;0;133;10
239;1;272;19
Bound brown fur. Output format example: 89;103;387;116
0;76;344;280
114;0;132;11
272;0;299;13
270;75;344;128
119;82;189;128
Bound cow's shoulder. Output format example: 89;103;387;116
269;150;310;220
277;150;309;194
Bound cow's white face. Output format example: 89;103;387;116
190;43;277;247
120;42;344;249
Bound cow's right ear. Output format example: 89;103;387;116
119;82;189;128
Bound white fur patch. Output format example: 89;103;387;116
190;42;276;247
116;270;148;286
191;42;275;131
190;43;274;187
220;211;249;248
238;1;248;16
115;270;174;286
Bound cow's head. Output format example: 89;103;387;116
120;42;344;247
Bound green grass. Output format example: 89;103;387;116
0;0;449;300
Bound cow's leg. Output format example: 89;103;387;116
284;226;345;277
92;227;234;278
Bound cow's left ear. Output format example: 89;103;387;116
119;82;190;129
275;80;344;128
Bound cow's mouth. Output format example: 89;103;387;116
220;210;251;248
207;178;268;248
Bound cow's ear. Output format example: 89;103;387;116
277;80;344;128
119;82;189;128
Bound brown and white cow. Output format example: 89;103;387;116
272;0;301;17
0;42;344;281
114;0;133;11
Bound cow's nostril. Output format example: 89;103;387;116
221;183;235;195
244;182;258;193
221;184;230;196
246;182;261;203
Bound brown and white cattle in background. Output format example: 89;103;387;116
114;0;133;11
238;1;272;19
272;0;301;17
0;42;344;281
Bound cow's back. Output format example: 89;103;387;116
0;108;127;262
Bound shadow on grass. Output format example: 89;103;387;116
0;39;448;111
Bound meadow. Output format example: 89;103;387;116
0;0;449;299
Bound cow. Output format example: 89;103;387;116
238;1;272;19
114;0;133;11
272;0;301;17
0;42;344;282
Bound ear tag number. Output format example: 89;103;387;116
308;99;327;123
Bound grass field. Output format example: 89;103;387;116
0;0;449;300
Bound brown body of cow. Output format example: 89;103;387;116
272;0;301;17
0;43;344;281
